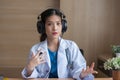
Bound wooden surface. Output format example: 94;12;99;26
4;78;113;80
60;0;120;65
94;78;112;80
0;0;59;78
0;0;59;67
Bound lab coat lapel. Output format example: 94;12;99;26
57;38;69;78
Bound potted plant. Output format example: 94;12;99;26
104;57;120;80
111;45;120;57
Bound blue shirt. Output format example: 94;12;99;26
48;49;58;78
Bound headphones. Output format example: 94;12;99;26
37;9;67;34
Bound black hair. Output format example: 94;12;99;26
37;8;67;42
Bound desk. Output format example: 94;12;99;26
5;78;112;80
95;78;112;80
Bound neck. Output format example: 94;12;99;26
47;38;59;52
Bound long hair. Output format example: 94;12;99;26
39;8;64;42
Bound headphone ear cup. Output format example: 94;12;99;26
37;21;45;34
62;19;67;33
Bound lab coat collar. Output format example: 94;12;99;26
37;37;69;51
36;37;69;72
58;37;69;53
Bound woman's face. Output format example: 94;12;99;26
45;15;62;40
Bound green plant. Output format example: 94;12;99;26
104;57;120;70
112;45;120;53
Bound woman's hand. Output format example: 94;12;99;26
80;62;98;78
26;49;46;76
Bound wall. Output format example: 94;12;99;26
0;0;59;77
60;0;120;65
0;0;120;78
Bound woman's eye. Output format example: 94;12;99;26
47;23;52;26
57;22;61;26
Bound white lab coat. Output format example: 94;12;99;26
21;38;94;80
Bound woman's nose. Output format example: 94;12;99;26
53;24;57;30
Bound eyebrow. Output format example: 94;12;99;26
46;21;61;23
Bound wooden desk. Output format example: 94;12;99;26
95;78;112;80
5;78;112;80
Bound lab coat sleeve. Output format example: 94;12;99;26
21;68;39;78
83;74;94;80
21;44;40;78
69;41;94;80
69;41;85;79
73;72;94;80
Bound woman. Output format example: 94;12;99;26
21;8;97;80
